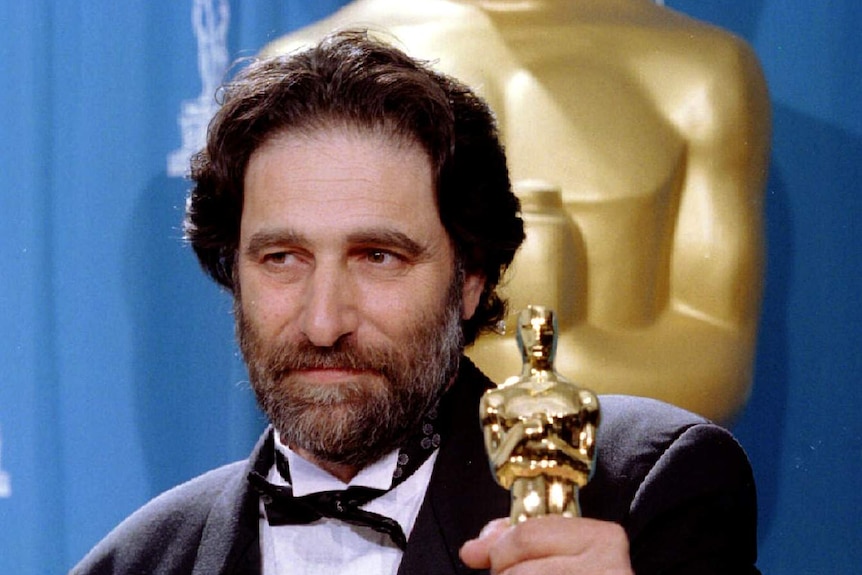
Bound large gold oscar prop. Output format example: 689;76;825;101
264;0;771;425
480;306;599;523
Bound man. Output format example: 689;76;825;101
72;31;759;574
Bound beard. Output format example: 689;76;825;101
236;276;466;469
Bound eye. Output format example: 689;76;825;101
366;250;395;265
257;250;308;281
261;250;302;268
262;251;289;264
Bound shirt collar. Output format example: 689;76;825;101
272;429;400;496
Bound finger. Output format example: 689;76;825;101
487;516;631;573
486;555;590;575
459;518;511;569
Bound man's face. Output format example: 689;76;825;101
235;126;484;468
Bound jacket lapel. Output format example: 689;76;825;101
192;430;271;575
398;359;510;575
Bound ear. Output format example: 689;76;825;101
461;272;486;320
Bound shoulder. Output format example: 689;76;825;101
595;394;714;462
588;395;754;508
624;14;769;136
633;9;761;74
70;461;248;575
588;395;759;572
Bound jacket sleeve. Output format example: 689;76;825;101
625;422;760;575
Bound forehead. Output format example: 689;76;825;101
240;126;445;243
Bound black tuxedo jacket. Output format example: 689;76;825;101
71;359;759;574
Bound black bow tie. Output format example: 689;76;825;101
248;391;455;551
248;472;408;549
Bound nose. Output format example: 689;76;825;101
299;261;358;347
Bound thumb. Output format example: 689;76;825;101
459;518;510;569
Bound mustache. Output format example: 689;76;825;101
261;336;399;378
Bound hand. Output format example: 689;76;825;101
460;516;633;574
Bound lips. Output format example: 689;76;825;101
291;368;376;384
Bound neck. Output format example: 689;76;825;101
293;447;360;484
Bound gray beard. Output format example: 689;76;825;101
236;278;465;469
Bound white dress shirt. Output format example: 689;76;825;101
260;431;438;575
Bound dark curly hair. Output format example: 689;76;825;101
185;30;524;345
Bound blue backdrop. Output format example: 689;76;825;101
0;1;859;573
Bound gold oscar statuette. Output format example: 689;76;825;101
480;306;600;523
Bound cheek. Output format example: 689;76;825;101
357;275;450;327
238;280;299;337
354;285;412;329
244;301;302;347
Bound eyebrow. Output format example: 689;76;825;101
244;230;307;257
346;229;429;259
243;228;430;259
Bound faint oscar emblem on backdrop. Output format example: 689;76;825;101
0;425;10;498
167;0;231;177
